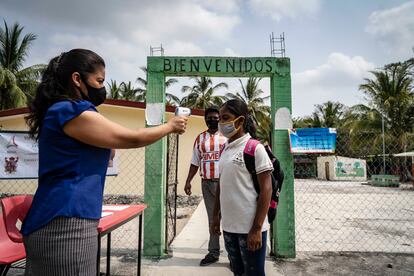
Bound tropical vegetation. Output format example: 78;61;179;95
0;21;45;109
5;21;414;176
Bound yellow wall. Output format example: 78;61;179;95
0;104;206;196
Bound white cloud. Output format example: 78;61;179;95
49;34;146;84
249;0;321;21
223;48;240;56
196;0;240;13
366;1;414;57
292;53;375;117
167;41;205;56
0;0;241;84
0;0;239;43
129;2;240;43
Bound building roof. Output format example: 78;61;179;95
0;99;205;118
394;151;414;157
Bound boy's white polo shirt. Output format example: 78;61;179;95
219;133;273;234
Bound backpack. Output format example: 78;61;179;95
243;139;284;223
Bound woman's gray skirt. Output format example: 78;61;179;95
23;217;99;276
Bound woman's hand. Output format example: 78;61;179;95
168;116;188;134
247;228;262;251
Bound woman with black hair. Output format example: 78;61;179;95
22;49;187;275
211;99;273;276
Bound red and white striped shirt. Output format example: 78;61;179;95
191;130;227;180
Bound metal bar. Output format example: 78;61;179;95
382;114;386;174
106;232;111;275
165;134;171;250
0;264;10;276
97;234;101;276
138;214;143;276
174;135;179;238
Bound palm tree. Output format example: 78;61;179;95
0;67;26;110
120;81;140;101
358;61;414;153
256;115;271;144
312;101;346;128
293;114;322;128
181;77;227;109
107;79;123;99
225;77;270;123
225;77;271;143
0;21;45;102
136;66;178;103
165;93;181;106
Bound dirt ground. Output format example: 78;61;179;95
272;252;414;276
5;181;414;275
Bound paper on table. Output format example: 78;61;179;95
101;211;113;218
103;205;129;211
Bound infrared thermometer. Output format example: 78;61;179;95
175;107;191;117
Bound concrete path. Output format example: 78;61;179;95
143;200;281;276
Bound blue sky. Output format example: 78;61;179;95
1;0;413;117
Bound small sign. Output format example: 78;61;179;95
0;131;118;179
289;128;336;153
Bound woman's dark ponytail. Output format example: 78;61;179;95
26;56;66;140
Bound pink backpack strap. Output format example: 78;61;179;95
244;139;260;156
219;143;226;155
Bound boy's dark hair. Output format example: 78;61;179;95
25;49;105;140
204;106;219;120
221;99;257;139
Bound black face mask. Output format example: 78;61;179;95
206;119;219;130
79;78;107;106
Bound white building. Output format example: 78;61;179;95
317;156;367;181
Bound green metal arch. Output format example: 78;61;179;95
144;56;295;258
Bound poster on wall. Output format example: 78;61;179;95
335;160;365;178
289;128;337;154
0;131;118;179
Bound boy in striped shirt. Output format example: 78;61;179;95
184;107;227;266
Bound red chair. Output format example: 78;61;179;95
1;195;33;243
0;195;32;276
0;216;26;276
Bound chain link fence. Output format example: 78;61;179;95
3;127;414;259
166;134;179;247
295;130;414;253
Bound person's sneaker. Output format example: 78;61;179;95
200;253;219;266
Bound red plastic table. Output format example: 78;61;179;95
97;204;147;276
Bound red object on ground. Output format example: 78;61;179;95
0;215;26;265
1;195;33;243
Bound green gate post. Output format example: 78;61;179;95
143;56;296;258
144;59;167;256
271;58;296;258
